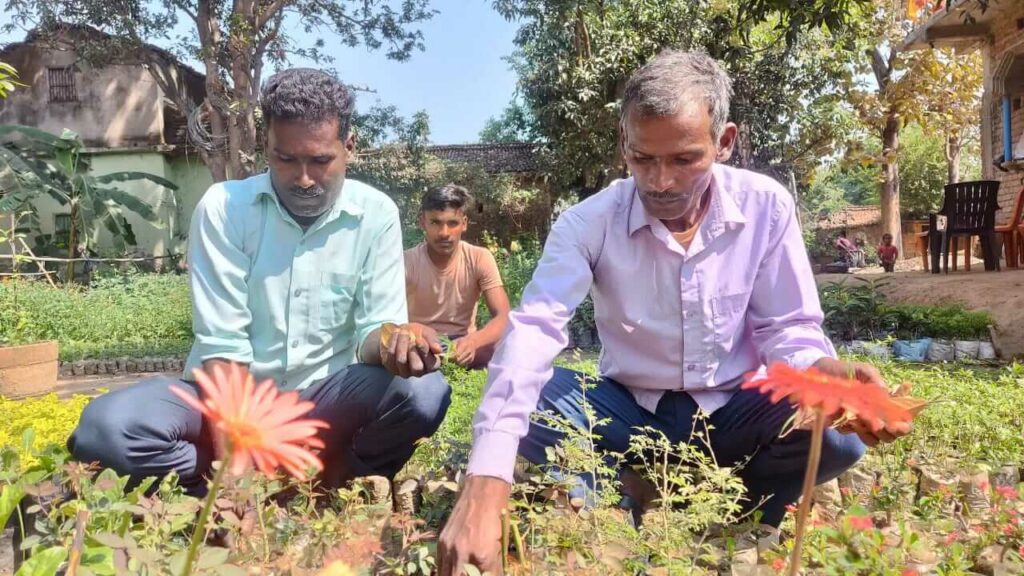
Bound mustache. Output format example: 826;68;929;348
640;190;690;200
290;184;326;198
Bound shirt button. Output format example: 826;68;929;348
293;288;302;297
291;340;299;348
687;364;696;371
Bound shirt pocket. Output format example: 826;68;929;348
320;272;357;329
711;292;749;348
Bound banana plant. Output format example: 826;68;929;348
0;125;178;280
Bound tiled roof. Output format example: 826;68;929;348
815;205;882;230
425;142;542;174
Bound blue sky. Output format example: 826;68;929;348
0;0;521;144
330;0;521;144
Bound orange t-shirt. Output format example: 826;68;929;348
404;242;504;337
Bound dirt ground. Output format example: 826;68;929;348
817;267;1024;359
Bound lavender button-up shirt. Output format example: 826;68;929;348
466;164;837;483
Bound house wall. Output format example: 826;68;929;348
19;151;212;261
984;3;1024;223
0;43;164;148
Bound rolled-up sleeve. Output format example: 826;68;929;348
187;186;254;365
354;202;408;359
747;192;836;370
467;211;598;482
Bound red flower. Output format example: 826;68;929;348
996;486;1019;500
742;363;914;432
847;515;874;531
943;531;961;545
901;569;920;576
772;558;786;572
171;363;329;480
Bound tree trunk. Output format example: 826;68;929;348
198;0;230;182
880;112;903;256
946;132;962;184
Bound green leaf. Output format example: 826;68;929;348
0;483;25;529
196;546;230;569
95;188;162;224
94;171;178;191
89;533;129;549
0;124;61;146
14;546;68;576
79;547;115;575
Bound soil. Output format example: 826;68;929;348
816;267;1024;359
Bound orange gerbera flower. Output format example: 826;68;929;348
741;363;914;433
170;363;329;480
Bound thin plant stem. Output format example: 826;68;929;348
787;410;827;576
181;456;231;576
256;485;271;563
66;509;90;576
510;513;528;569
500;508;510;573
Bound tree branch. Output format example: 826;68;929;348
256;0;290;30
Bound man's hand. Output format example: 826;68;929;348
380;323;443;378
437;476;511;576
812;357;912;447
451;333;483;368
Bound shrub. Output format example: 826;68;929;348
0;272;192;360
819;278;993;341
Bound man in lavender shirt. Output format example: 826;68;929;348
438;50;909;574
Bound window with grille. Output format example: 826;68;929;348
48;67;77;102
54;214;72;234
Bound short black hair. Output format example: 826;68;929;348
421;184;472;213
260;68;355;140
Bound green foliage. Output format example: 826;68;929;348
0;61;24;99
5;360;1024;574
0;273;192;360
819;278;993;341
495;0;865;194
0;126;177;260
0;393;92;470
479;100;539;144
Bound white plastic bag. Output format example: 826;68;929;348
926;339;955;362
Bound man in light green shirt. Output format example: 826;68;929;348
69;68;450;493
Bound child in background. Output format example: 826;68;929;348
877;233;899;273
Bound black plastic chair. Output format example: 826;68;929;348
927;180;1001;273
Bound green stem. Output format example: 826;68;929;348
181;456;231;576
511;514;528;569
788;410;827;576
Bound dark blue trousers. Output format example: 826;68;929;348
518;367;865;526
68;364;451;494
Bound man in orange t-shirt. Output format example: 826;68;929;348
405;185;511;368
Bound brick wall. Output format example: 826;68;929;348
987;3;1024;224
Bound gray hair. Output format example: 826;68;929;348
621;49;733;139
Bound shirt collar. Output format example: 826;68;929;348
627;164;746;237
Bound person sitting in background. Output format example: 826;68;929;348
836;230;865;268
877;233;899;273
405;184;511;368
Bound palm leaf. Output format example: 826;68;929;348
94;187;163;225
94;171;178;191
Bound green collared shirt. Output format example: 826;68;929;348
183;173;407;390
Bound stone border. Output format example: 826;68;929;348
57;356;186;378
